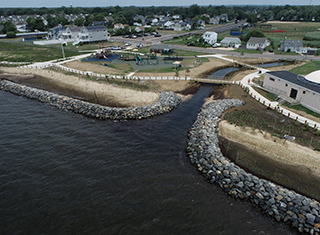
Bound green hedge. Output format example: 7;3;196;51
303;31;320;41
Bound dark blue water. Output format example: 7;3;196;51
0;86;298;235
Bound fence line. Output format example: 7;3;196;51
3;60;319;128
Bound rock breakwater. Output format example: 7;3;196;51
187;99;320;234
0;80;181;120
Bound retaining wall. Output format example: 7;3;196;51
0;80;181;120
186;99;320;235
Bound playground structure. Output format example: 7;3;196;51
91;48;112;60
119;53;160;66
163;53;183;64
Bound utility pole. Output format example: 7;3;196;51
61;42;65;59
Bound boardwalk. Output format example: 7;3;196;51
191;78;240;84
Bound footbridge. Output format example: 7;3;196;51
191;78;241;84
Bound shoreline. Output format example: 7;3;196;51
187;99;320;234
218;121;320;201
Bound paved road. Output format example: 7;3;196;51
111;22;243;47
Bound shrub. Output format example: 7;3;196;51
6;31;16;38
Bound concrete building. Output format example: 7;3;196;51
263;71;320;113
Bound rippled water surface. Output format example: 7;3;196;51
0;86;298;234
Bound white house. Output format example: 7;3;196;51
202;31;218;45
220;37;241;47
246;37;270;50
77;26;110;43
263;71;320;113
113;23;124;31
280;38;303;53
59;26;82;40
135;26;145;32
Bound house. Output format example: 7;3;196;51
150;44;174;54
220;14;228;22
135;26;144;33
60;26;82;40
263;71;320;113
15;22;28;32
220;37;241;47
133;15;146;26
151;18;158;26
49;25;66;39
202;31;218;45
209;16;220;24
77;26;110;43
113;23;124;31
280;38;303;53
246;37;270;50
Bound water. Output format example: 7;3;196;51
208;67;239;80
0;86;298;235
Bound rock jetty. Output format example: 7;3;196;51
187;99;320;234
0;80;181;120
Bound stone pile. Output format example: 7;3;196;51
0;80;181;120
187;99;320;235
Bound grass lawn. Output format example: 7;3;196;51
235;49;263;54
0;38;126;62
289;61;320;75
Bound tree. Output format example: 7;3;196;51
27;17;45;31
74;17;85;26
2;21;16;34
247;14;258;24
244;30;265;42
6;31;16;38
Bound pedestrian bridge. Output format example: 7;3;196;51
191;78;241;84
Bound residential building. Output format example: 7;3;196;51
133;15;146;26
202;31;218;45
77;26;110;43
263;71;320;113
246;37;270;50
280;38;303;53
220;37;241;47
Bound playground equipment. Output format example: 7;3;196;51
94;48;112;60
164;53;182;64
120;53;159;66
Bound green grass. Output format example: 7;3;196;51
282;103;320;118
0;38;123;62
289;61;320;75
234;49;263;54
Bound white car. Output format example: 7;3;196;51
124;42;132;47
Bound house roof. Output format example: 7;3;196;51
247;37;268;44
282;38;303;47
85;26;107;30
267;71;320;94
221;37;241;43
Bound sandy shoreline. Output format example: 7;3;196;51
0;67;160;108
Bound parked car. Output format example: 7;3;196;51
110;46;122;50
269;48;274;53
129;34;137;39
187;42;195;46
150;32;158;35
143;33;150;36
122;35;129;38
136;34;143;37
124;42;132;47
154;34;161;37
